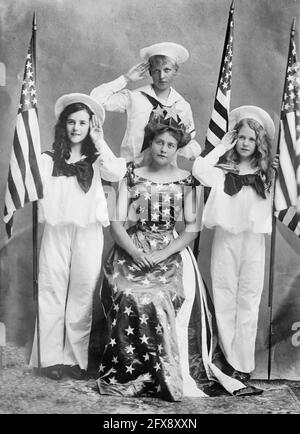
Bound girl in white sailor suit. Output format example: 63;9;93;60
192;106;279;395
29;93;126;380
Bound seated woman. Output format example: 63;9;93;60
96;114;206;401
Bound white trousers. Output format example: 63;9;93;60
30;222;103;369
211;227;265;373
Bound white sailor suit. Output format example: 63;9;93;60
193;144;272;373
30;140;126;370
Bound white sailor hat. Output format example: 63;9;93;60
54;93;105;124
140;42;189;64
229;105;275;140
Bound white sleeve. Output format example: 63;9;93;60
177;103;202;159
177;139;202;160
192;144;227;187
96;139;127;182
90;75;130;113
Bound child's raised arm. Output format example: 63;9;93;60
192;131;237;187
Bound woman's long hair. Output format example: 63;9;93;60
52;102;98;161
225;118;273;185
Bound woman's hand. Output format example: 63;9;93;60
148;250;169;266
271;154;280;171
220;130;238;151
130;250;153;270
124;62;150;83
90;115;104;151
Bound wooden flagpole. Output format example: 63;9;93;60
32;12;41;375
267;17;296;381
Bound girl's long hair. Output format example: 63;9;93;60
225;118;273;185
52;102;98;160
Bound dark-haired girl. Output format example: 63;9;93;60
29;93;126;380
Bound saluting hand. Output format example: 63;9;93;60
90;115;104;152
124;62;150;83
221;130;238;151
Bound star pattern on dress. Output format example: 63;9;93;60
124;305;133;316
151;212;159;221
113;304;119;312
163;194;171;203
99;363;105;372
124;287;133;296
109;376;118;384
125;325;134;336
155;324;163;334
139;334;150;344
139;314;149;324
125;344;135;354
142;277;150;286
149;239;157;248
158;344;163;353
162;208;170;217
164;221;171;229
143;353;150;361
117;259;126;265
154;362;161;371
112;356;119;364
141;296;151;305
125;364;135;374
159;276;167;284
109;338;116;347
162;235;170;244
126;273;134;281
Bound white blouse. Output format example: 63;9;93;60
192;144;272;234
38;139;126;228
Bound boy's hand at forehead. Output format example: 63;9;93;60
124;62;150;83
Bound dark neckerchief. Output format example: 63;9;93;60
224;172;266;199
140;91;194;152
44;151;97;193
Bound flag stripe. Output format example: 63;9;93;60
24;110;43;197
203;8;233;158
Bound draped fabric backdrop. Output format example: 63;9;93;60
0;0;299;379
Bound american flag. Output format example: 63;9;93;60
274;20;300;237
202;1;234;156
3;25;43;237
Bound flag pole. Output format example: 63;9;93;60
267;17;296;380
193;0;235;259
32;12;41;375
